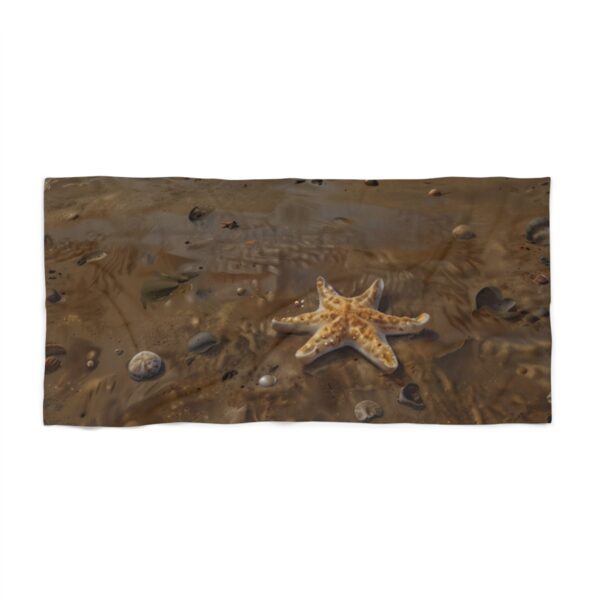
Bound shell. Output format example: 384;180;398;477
76;250;107;266
189;206;210;222
475;287;517;318
525;217;549;245
45;357;61;374
140;274;182;305
46;344;66;356
128;351;163;381
452;224;476;240
399;384;425;410
428;188;442;197
354;400;383;422
258;374;277;387
187;332;218;353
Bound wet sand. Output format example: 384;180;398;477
44;177;551;425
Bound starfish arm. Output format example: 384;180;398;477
348;318;398;373
272;309;328;333
316;276;340;309
294;317;345;364
354;278;384;308
366;309;430;335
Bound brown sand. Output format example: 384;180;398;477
43;177;551;425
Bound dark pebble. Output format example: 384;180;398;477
189;206;208;222
222;370;238;381
46;289;62;304
364;180;379;186
294;179;306;184
540;256;550;267
428;188;442;197
310;179;323;185
187;332;218;354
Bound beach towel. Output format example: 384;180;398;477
44;177;551;425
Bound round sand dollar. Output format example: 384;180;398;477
128;351;163;381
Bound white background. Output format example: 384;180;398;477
1;1;599;598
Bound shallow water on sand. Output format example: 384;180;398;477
44;177;551;425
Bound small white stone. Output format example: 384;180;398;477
258;374;277;387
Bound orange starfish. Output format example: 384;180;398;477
272;276;430;373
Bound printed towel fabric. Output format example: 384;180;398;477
44;177;551;425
